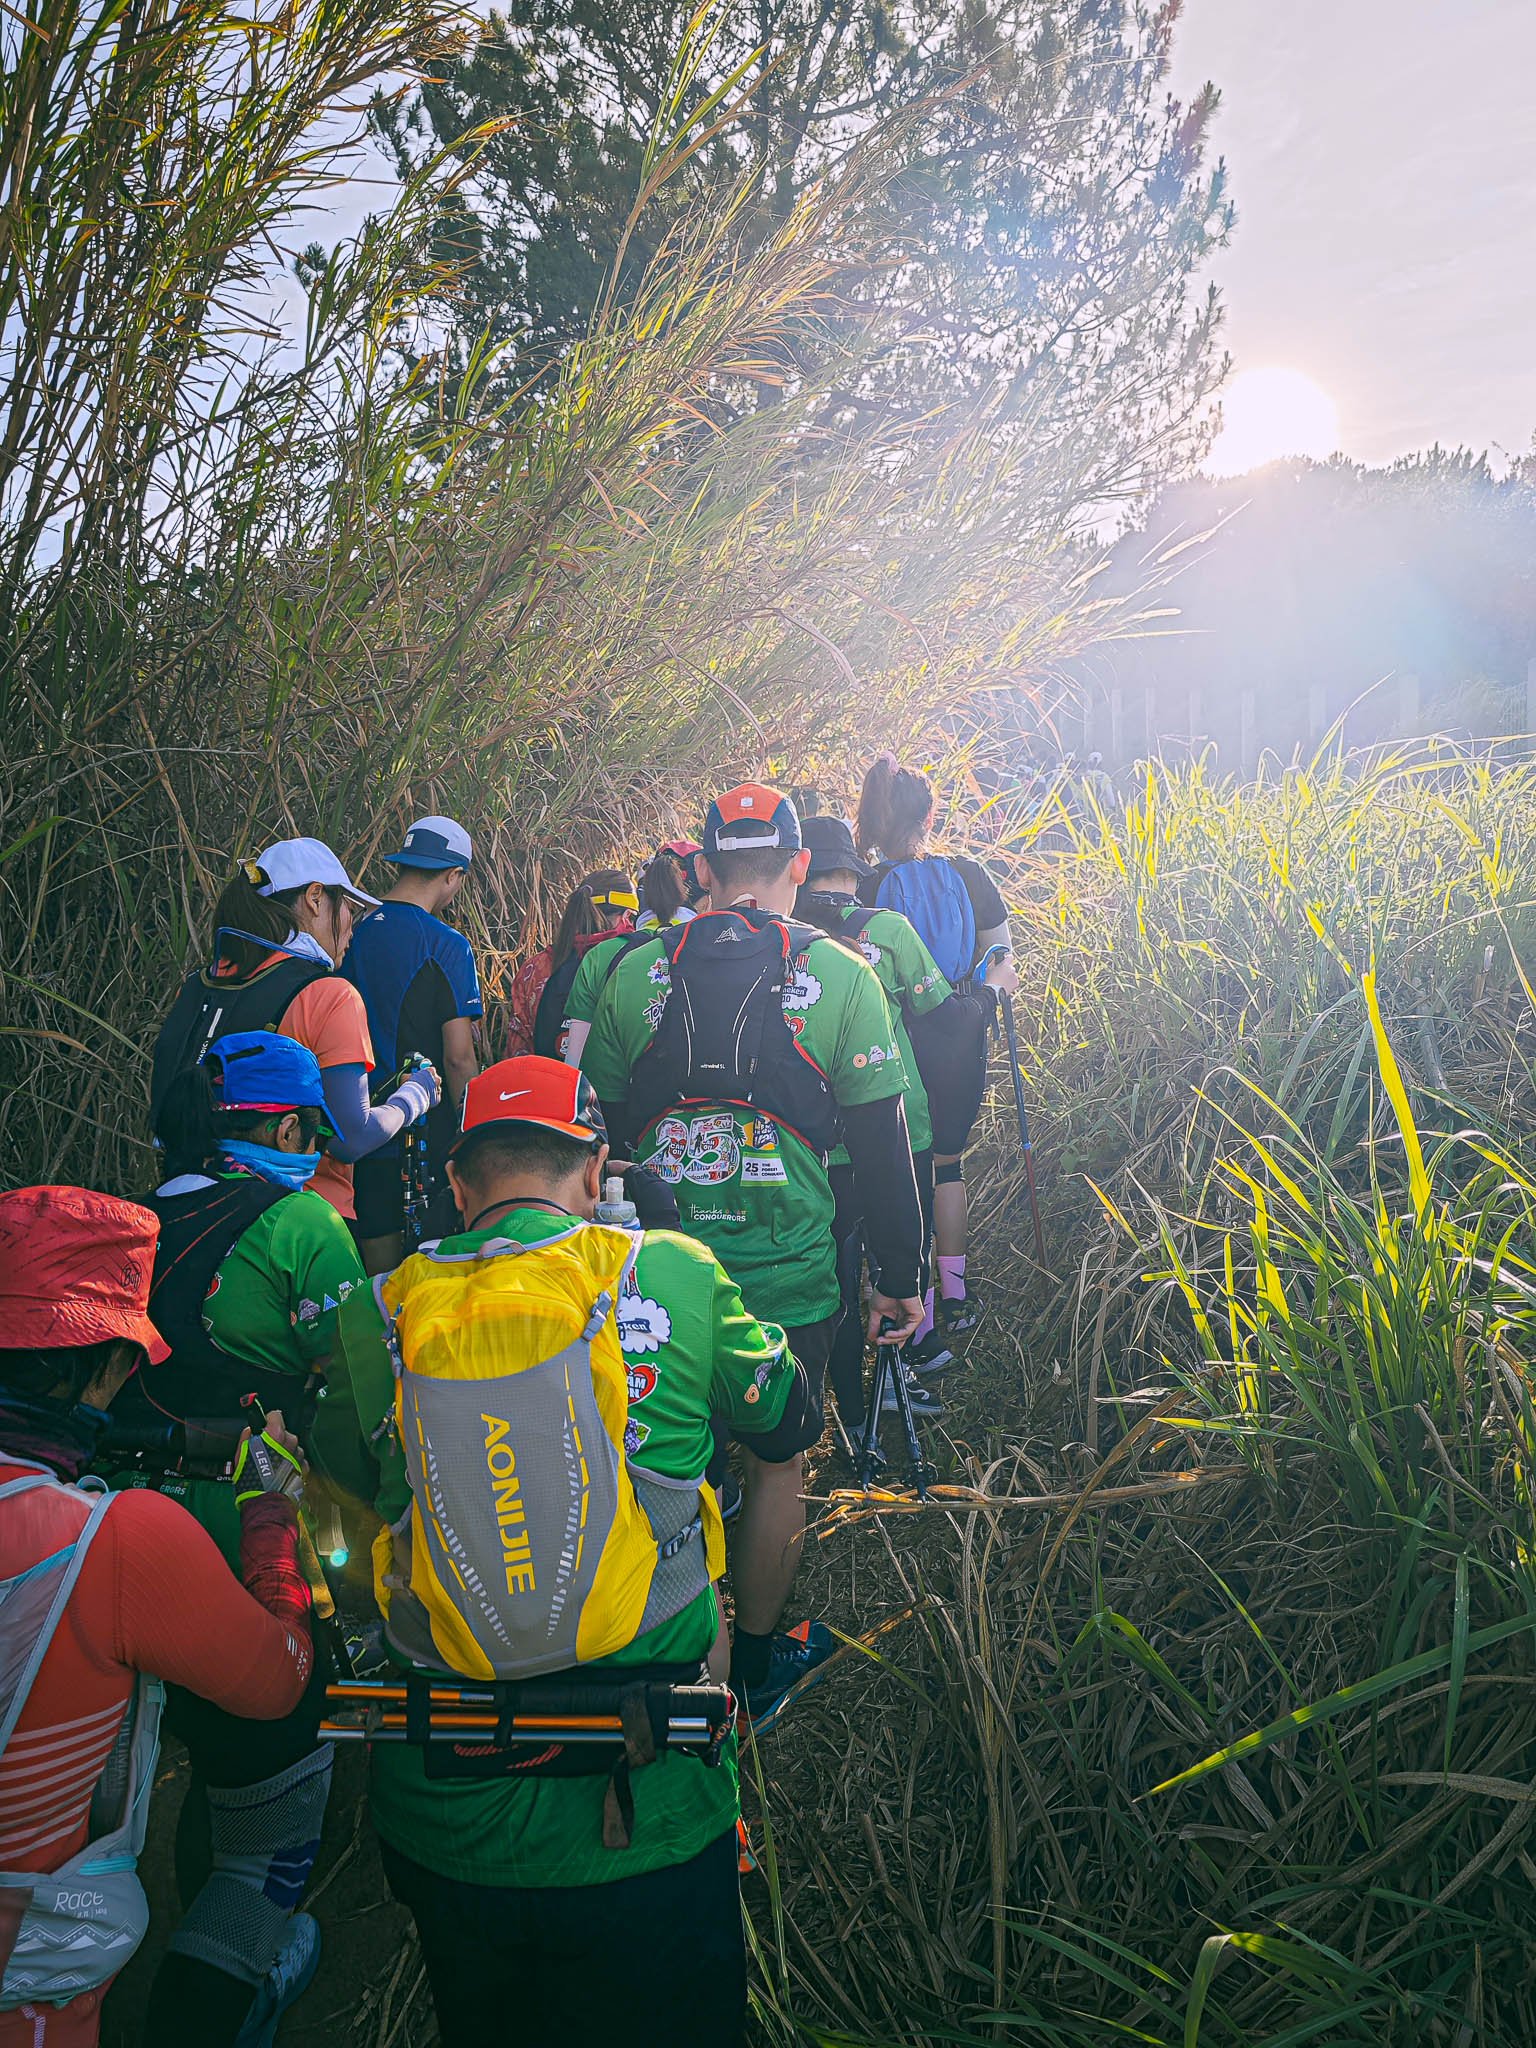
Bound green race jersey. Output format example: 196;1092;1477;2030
563;913;696;1035
581;920;907;1326
201;1179;368;1376
124;1172;366;1566
816;901;950;1156
563;930;633;1030
314;1205;795;1888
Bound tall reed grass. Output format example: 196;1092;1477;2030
748;743;1536;2046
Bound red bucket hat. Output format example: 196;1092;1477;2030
0;1187;171;1364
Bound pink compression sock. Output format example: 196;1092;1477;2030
912;1288;935;1345
938;1255;967;1302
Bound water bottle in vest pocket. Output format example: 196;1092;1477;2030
874;857;976;985
371;1222;723;1681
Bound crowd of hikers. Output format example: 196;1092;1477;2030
0;760;1019;2048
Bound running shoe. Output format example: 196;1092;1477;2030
903;1329;954;1375
236;1913;321;2048
740;1620;837;1735
879;1369;943;1419
938;1296;981;1339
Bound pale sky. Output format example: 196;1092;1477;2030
1171;0;1536;470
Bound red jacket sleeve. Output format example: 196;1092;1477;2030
107;1489;313;1719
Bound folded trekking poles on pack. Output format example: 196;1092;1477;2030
977;944;1045;1263
319;1673;736;1846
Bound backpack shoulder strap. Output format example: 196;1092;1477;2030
139;1176;294;1409
601;928;660;988
0;1486;117;1758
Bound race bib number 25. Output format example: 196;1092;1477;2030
648;1111;741;1186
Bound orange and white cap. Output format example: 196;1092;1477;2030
450;1057;607;1156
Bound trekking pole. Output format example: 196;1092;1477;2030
398;1053;434;1255
856;1319;933;1501
854;1319;894;1492
977;945;1045;1264
402;1125;424;1254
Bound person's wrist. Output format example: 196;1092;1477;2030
237;1489;297;1520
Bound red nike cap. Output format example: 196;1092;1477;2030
451;1057;608;1154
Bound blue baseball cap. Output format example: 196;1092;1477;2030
387;815;473;871
203;1032;329;1119
701;782;801;858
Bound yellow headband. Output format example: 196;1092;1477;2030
592;889;639;913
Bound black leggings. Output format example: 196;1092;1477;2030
382;1827;746;2048
828;1150;934;1423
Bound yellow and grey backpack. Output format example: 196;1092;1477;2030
371;1221;724;1681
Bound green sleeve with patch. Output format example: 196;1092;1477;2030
880;912;952;1017
263;1194;367;1368
818;940;911;1106
309;1286;408;1518
705;1263;795;1434
580;939;664;1098
565;934;626;1027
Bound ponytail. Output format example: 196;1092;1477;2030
206;863;346;975
551;868;635;969
857;754;934;861
154;1064;223;1177
639;847;696;923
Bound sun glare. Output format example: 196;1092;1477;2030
1205;367;1339;477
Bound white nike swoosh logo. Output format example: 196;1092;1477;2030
498;1090;532;1101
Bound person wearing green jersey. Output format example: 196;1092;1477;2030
113;1031;358;2045
581;783;924;1725
795;813;966;1426
310;1057;806;2048
560;838;706;1070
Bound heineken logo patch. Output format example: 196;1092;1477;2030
783;965;822;1012
617;1294;672;1354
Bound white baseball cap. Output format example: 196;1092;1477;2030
254;837;380;909
387;815;473;871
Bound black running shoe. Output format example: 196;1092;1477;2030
904;1329;954;1375
938;1296;981;1338
880;1369;943;1418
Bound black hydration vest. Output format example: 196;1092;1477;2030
112;1174;300;1429
149;956;331;1128
625;910;840;1156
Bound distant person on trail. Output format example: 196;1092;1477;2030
310;1058;804;2048
149;838;440;1224
0;1186;315;2048
795;813;975;1420
560;840;706;1070
341;816;482;1273
503;868;638;1061
857;755;1018;1340
581;783;924;1728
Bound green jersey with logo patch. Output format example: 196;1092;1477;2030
581;921;907;1326
314;1206;794;1888
816;901;951;1155
118;1174;365;1568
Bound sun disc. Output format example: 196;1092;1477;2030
1206;368;1338;477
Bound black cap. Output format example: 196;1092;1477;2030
801;814;871;880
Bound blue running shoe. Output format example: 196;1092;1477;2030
741;1620;837;1736
235;1912;321;2048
